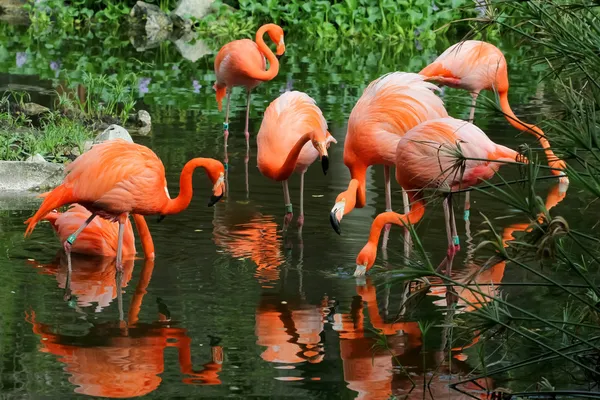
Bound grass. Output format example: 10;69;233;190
0;92;94;162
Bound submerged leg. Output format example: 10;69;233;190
469;91;480;123
283;180;293;228
297;173;305;228
382;165;392;249
115;215;126;272
244;90;251;150
464;191;471;222
224;90;232;147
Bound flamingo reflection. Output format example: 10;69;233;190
332;277;422;400
28;252;135;310
26;258;224;398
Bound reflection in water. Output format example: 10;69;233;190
212;204;284;287
28;252;135;312
26;258;223;397
255;293;326;366
333;278;421;400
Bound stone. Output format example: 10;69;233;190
20;102;50;116
83;140;93;152
25;153;46;163
0;160;64;192
170;13;192;32
137;110;151;128
173;0;215;20
94;125;133;144
129;1;172;50
174;35;210;62
0;0;29;25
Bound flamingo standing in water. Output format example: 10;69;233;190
257;91;335;228
329;72;448;236
354;117;524;276
42;204;155;259
25;139;225;273
213;23;285;148
419;40;567;181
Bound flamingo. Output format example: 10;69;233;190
329;72;447;236
213;23;285;148
354;117;524;276
257;91;336;228
41;204;155;259
419;40;567;183
24;139;225;274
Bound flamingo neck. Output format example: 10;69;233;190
498;91;560;164
252;24;279;81
335;179;360;215
272;132;313;181
127;257;155;326
163;158;218;215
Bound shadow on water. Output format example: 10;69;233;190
0;20;582;400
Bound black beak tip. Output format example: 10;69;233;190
208;194;223;207
321;155;329;175
329;211;341;235
157;215;165;223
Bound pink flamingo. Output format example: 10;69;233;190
257;91;336;228
213;23;285;148
329;72;447;236
354;117;524;276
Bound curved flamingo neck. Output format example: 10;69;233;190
163;158;219;215
498;91;560;164
271;132;313;181
252;24;280;82
364;196;426;255
131;214;155;259
127;258;155;326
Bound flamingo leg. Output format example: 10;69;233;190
283;180;293;228
464;191;471;222
224;90;232;147
64;212;97;278
382;165;392;249
402;188;412;253
116;217;126;272
469;90;480;123
116;269;124;323
297;172;305;228
245;146;250;199
244;90;251;150
437;195;458;276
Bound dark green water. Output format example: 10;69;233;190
0;27;587;399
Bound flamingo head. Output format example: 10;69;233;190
355;242;376;277
267;25;285;56
207;160;226;207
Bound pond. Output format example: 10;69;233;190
0;24;586;399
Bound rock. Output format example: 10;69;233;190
174;35;210;62
170;13;192;32
94;125;133;144
83;140;93;152
25;153;46;163
0;160;64;192
173;0;215;20
0;0;29;25
137;110;151;128
130;1;172;46
20;102;50;117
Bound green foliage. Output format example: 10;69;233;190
203;0;475;42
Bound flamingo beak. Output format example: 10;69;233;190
314;141;329;175
208;173;225;207
276;37;285;56
354;263;368;277
329;200;345;235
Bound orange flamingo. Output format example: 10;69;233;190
25;258;224;398
420;40;567;182
214;23;285;148
354;117;523;276
257;91;335;227
329;72;447;235
41;204;155;259
24;139;225;273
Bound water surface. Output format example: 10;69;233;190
0;29;585;399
